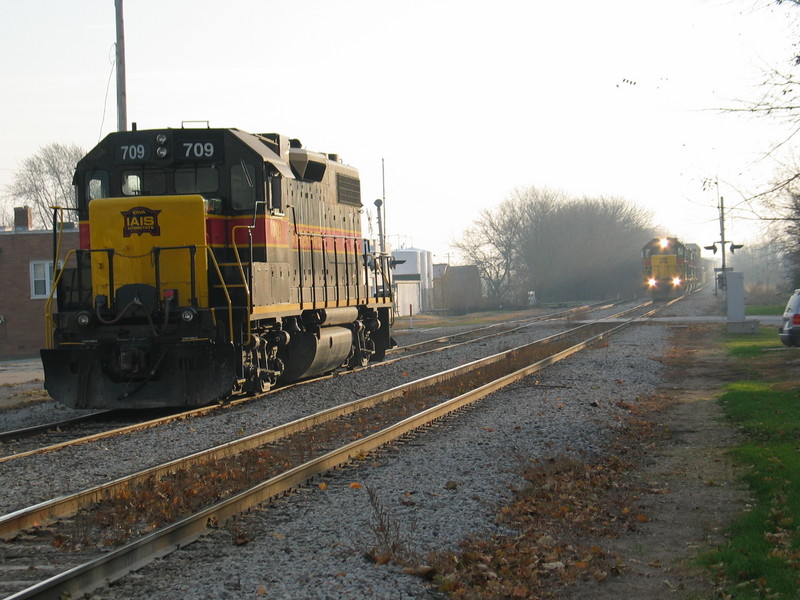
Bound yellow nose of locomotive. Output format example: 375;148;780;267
89;195;209;307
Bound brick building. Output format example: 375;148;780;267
0;207;79;359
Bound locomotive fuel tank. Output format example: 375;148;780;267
278;326;354;381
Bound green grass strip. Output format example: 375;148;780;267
698;334;800;599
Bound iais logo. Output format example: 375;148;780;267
121;206;162;237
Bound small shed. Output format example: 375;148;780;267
432;264;483;313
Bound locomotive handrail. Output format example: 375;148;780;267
294;230;370;309
151;245;199;307
43;248;79;349
49;207;67;282
43;247;114;347
204;246;235;343
288;205;374;311
44;245;233;346
231;225;254;346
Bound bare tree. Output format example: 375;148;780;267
452;191;530;304
5;143;84;229
519;193;657;301
0;203;12;228
452;188;569;304
454;187;658;303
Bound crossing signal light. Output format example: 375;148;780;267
730;243;744;253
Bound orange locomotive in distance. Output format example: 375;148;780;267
642;237;701;300
42;125;395;409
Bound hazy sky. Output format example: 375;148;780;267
1;0;797;262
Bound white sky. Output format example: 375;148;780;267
0;0;797;263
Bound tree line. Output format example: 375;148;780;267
452;187;659;304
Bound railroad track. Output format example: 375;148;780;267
386;298;627;357
0;296;677;599
0;409;185;462
0;299;633;463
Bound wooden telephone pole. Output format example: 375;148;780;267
115;0;127;132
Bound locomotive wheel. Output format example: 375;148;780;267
256;372;270;393
243;369;271;394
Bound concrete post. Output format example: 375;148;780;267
726;271;758;334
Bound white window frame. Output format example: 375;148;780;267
30;260;56;299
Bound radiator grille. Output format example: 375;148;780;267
336;174;361;207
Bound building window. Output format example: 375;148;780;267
30;261;55;299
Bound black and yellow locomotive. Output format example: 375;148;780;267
642;237;700;300
42;126;394;409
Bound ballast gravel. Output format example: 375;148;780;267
0;294;720;599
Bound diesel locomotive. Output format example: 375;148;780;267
41;125;394;409
642;237;700;300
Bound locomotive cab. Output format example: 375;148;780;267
42;126;394;409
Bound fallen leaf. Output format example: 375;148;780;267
511;584;529;597
403;565;437;580
349;482;362;489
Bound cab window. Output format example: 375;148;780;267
86;170;109;201
175;166;219;194
231;162;256;209
122;169;166;196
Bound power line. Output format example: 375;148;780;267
98;43;117;142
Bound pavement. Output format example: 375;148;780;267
0;358;44;385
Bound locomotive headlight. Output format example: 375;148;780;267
672;277;682;286
647;278;657;287
76;311;92;327
155;134;167;144
156;146;169;158
179;307;198;323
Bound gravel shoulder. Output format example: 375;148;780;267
557;322;747;599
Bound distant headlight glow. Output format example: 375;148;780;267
672;277;682;286
647;278;657;287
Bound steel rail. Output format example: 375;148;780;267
0;406;219;465
389;298;628;354
4;297;675;600
0;411;112;444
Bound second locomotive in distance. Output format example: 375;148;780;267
642;236;700;300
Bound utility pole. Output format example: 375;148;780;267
374;199;385;255
719;193;727;285
115;0;128;132
380;158;387;252
704;191;743;293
